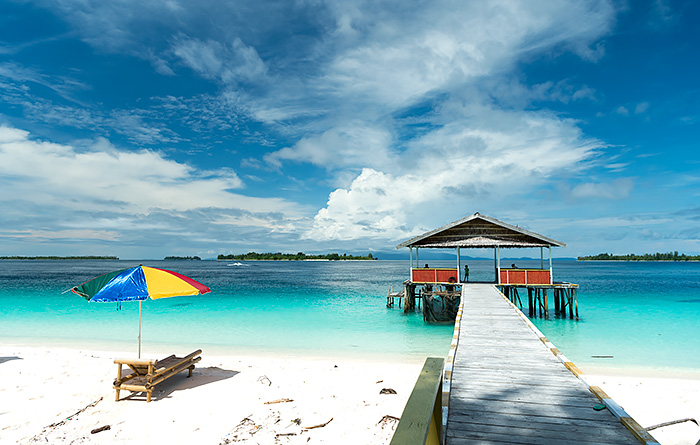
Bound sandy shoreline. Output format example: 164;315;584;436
2;346;700;444
1;346;422;444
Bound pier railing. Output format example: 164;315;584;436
390;357;444;445
499;267;551;285
411;268;459;284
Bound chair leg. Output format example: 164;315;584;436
188;365;194;377
147;390;152;403
115;363;122;401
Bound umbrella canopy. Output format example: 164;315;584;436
72;265;211;302
72;265;211;357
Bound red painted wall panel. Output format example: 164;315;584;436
412;269;435;282
526;270;551;284
436;269;458;283
412;268;458;283
500;269;551;285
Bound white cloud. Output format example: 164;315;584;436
2;229;121;241
0;62;88;104
649;0;678;29
14;0;622;251
317;1;614;110
265;124;395;172
0;126;305;232
305;103;605;241
615;106;629;115
570;178;634;200
635;101;650;114
171;36;267;85
605;162;629;172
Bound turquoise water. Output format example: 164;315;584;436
527;260;700;374
0;260;452;360
1;259;699;373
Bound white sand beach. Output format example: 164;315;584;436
1;346;420;444
2;346;700;444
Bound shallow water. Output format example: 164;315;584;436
0;260;451;360
1;259;699;373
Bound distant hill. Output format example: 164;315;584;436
578;252;700;261
164;256;201;260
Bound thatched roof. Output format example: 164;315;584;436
396;213;566;249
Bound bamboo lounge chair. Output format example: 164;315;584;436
113;349;202;402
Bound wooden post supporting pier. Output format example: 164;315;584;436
404;282;416;313
498;284;578;320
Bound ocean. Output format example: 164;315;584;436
1;259;699;374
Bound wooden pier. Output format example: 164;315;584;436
444;283;655;445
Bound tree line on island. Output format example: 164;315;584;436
217;252;377;261
578;252;700;261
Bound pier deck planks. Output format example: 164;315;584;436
445;284;639;445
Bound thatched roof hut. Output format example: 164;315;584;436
396;213;565;249
396;213;565;285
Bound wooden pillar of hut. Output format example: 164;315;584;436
543;289;549;319
528;288;533;316
554;289;560;314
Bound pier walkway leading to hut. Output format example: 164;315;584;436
445;283;649;445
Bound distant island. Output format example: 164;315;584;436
0;256;119;260
164;256;202;260
578;252;700;261
218;252;377;261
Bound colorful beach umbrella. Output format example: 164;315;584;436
72;265;211;357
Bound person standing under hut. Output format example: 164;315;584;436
463;265;469;282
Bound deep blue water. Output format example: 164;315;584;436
1;259;699;372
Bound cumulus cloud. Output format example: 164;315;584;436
304;102;605;241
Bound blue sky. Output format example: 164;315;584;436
0;0;699;259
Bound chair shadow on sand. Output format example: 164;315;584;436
118;366;239;403
0;356;22;364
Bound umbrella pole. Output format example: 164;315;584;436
138;300;142;359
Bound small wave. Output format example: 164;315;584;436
227;262;246;267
